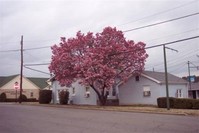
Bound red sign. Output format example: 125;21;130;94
14;82;19;90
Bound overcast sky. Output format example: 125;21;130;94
0;0;199;78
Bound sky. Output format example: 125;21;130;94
0;0;199;78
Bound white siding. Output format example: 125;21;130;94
118;76;188;105
52;81;97;105
68;82;97;105
159;84;188;98
118;76;161;105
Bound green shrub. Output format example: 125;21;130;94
59;90;69;105
192;100;199;109
6;99;17;102
0;93;7;102
26;98;38;102
39;90;52;104
157;97;199;109
173;98;193;109
18;94;27;102
5;98;38;102
157;97;175;108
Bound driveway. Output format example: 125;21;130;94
0;103;198;133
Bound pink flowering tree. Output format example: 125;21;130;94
49;27;148;106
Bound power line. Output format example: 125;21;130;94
24;66;50;75
146;35;199;50
0;46;51;53
123;12;199;33
24;46;51;51
0;49;20;53
0;39;57;45
1;12;198;54
146;28;199;43
118;0;198;27
26;36;199;68
24;63;50;66
140;47;199;71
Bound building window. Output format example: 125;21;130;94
72;87;75;94
143;86;151;97
176;89;183;98
112;84;116;96
85;86;90;98
135;76;140;81
30;92;33;97
106;90;110;96
72;87;75;96
85;86;90;92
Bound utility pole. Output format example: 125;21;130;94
163;45;178;110
19;35;23;103
187;61;191;90
163;45;170;110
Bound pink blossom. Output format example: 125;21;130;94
49;27;148;105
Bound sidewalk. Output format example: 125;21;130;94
20;102;199;116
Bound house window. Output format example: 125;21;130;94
112;84;116;96
106;90;110;96
72;87;75;96
30;92;33;97
135;76;140;81
85;86;90;92
176;89;183;98
143;86;151;97
85;86;90;98
72;87;75;94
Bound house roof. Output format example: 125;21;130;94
27;77;49;89
142;71;187;84
0;75;49;89
0;75;18;87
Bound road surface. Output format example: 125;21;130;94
0;103;198;133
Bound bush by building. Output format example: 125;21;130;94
157;97;199;109
18;94;28;102
157;97;175;108
39;90;52;104
0;93;7;102
26;98;38;102
0;93;38;102
59;90;69;105
192;100;199;109
173;98;193;109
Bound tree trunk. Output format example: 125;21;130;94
90;84;108;106
98;95;107;106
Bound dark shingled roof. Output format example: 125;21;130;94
0;75;48;89
0;75;18;87
27;77;48;89
142;71;188;84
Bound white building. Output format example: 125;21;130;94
0;75;49;100
51;71;188;105
118;71;188;105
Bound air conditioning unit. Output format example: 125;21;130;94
84;91;90;98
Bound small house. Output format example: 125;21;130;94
0;75;49;100
118;71;188;105
51;71;188;105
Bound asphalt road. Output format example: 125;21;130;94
0;103;198;133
